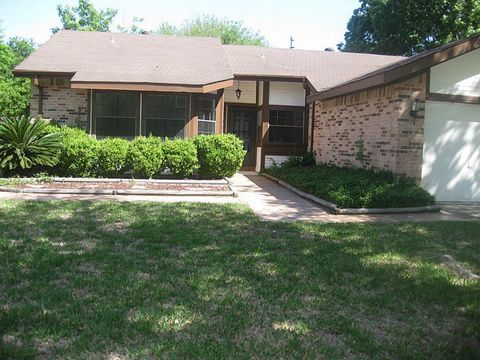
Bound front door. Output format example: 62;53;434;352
228;106;256;166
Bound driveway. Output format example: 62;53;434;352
229;173;480;223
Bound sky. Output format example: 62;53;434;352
0;0;359;50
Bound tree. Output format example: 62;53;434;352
156;15;267;46
117;17;147;34
338;0;480;55
7;37;36;60
0;44;31;117
52;0;118;33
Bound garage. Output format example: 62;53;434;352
422;101;480;201
421;45;480;202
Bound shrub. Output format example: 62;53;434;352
97;138;129;177
162;138;198;177
0;116;61;176
193;134;245;178
58;127;99;177
265;163;435;208
127;136;163;178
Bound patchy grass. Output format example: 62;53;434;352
264;164;435;208
0;201;478;359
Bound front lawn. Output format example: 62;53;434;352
264;164;435;208
0;201;478;359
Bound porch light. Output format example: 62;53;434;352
235;80;242;100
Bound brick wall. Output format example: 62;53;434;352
312;73;426;179
30;78;88;130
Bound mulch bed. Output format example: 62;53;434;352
3;181;230;192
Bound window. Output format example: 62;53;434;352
93;92;138;138
197;97;216;135
143;94;187;138
268;108;305;145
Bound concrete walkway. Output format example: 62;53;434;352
229;173;480;223
0;173;479;223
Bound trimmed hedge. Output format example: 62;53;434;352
127;136;163;178
1;124;245;179
264;161;435;208
162;138;198;178
193;134;246;178
97;138;129;177
58;127;99;177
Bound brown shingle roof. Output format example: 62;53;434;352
14;30;234;86
308;33;480;101
223;45;404;91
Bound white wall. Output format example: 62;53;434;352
224;80;257;104
422;100;480;201
269;82;306;107
430;48;480;96
265;155;289;168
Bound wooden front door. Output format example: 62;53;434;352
228;106;256;166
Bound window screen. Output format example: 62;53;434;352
143;94;187;138
197;97;216;135
94;92;138;138
268;108;304;145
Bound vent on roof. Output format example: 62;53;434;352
324;47;335;52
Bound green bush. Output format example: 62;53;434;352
193;134;245;178
127;136;163;178
97;138;129;177
0;116;61;176
162;138;198;177
265;163;435;208
58;127;99;177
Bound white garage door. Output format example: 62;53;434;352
422;101;480;201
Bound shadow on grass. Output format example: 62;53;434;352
0;200;479;359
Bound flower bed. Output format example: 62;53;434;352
264;162;436;209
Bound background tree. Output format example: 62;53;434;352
157;15;267;46
52;0;118;33
0;37;35;117
338;0;480;55
117;17;147;34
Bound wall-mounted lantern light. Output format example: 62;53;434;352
235;80;242;100
410;100;418;117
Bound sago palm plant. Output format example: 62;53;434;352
0;116;62;175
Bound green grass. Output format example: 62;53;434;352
264;164;435;208
0;201;479;359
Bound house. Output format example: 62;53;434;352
14;31;480;201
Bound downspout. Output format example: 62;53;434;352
310;101;315;152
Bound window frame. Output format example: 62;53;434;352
92;90;140;139
267;105;306;145
197;94;217;135
141;92;189;139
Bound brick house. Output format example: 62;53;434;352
14;31;480;201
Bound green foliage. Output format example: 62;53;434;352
339;0;480;55
52;0;118;33
58;127;99;177
0;40;34;117
127;136;163;178
97;137;129;177
193;134;245;178
162;138;198;178
157;15;267;46
117;17;147;34
265;163;435;208
0;116;61;175
282;152;316;168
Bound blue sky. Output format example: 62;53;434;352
0;0;359;50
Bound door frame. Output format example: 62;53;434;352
225;103;258;168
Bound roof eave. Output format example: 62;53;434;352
308;34;480;103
